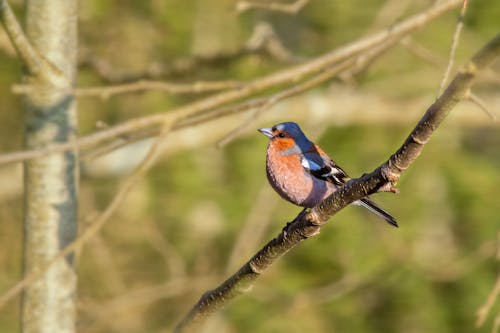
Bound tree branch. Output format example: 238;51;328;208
0;0;63;78
438;0;468;95
476;274;500;328
475;230;500;328
11;79;244;99
236;0;310;14
0;0;463;166
173;33;500;333
465;90;498;121
0;0;42;73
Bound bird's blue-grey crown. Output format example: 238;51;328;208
273;122;302;136
279;122;311;146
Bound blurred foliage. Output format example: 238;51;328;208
0;0;499;332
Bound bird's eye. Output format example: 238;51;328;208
277;132;286;138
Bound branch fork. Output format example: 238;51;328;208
0;0;66;82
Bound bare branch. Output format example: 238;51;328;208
494;315;500;333
173;33;500;333
438;0;468;95
237;0;309;14
0;0;65;78
465;90;498;121
476;231;500;328
246;22;302;63
0;0;463;167
80;128;158;162
0;28;16;57
368;0;412;31
12;79;244;99
0;0;42;74
476;275;500;328
400;36;445;67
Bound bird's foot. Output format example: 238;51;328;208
282;208;308;240
282;221;292;240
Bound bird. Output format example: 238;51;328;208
258;121;397;227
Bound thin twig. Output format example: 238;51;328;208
0;0;462;167
12;80;244;99
237;0;309;14
465;91;498;121
0;29;16;57
438;0;468;95
368;0;411;31
215;102;275;148
400;37;445;67
476;275;500;328
246;22;302;63
173;33;500;333
476;231;500;328
80;127;159;162
493;315;500;333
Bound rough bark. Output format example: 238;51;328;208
21;1;78;332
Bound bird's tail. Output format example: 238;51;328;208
355;198;398;227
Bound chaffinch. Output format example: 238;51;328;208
258;122;397;227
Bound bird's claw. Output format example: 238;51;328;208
282;221;293;240
282;208;309;240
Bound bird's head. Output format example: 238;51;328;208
258;122;312;154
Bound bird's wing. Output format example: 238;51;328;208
300;146;398;227
300;147;349;186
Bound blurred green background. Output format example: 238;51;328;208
0;0;499;332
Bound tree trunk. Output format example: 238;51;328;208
21;1;78;332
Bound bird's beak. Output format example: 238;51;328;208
258;127;273;139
